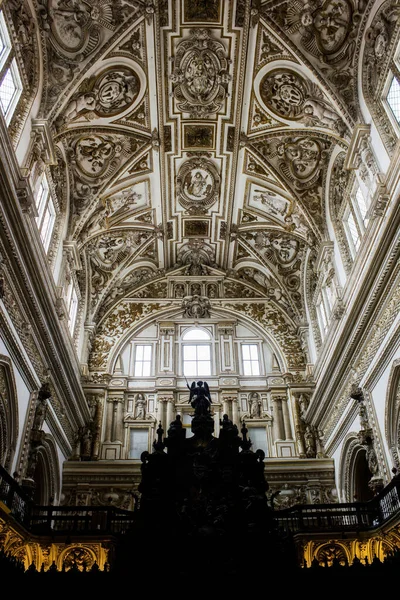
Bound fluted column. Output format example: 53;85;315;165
231;397;239;429
88;393;104;460
114;396;124;443
166;397;175;429
157;395;172;433
292;392;307;458
272;394;285;441
104;397;113;443
282;396;293;440
222;397;230;418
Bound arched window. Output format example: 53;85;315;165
182;328;211;377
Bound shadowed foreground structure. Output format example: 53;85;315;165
2;382;400;591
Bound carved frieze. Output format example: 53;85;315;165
89;302;163;370
223;302;306;369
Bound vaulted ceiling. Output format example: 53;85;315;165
21;0;384;374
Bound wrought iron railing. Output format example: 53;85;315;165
274;475;400;533
0;466;32;525
2;464;400;537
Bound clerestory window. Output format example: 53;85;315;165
35;175;56;252
242;344;260;376
182;328;211;377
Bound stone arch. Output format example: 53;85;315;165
339;434;374;503
31;435;61;506
0;355;19;471
104;303;291;378
385;358;400;471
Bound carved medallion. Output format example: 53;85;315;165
276;136;327;185
63;67;140;122
74;135;116;177
48;0;115;56
283;0;353;61
176;157;220;214
171;29;230;117
260;69;343;132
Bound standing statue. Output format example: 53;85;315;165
249;393;261;418
134;393;146;419
187;380;212;414
32;382;51;431
304;424;316;458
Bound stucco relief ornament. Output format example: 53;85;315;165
71;133;130;179
176;157;220;214
46;0;116;57
62;67;140;123
265;135;328;190
176;240;217;275
182;294;211;319
260;69;346;135
283;0;356;64
171;29;231;117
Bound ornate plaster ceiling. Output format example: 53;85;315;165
11;0;396;375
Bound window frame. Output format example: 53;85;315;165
241;343;261;376
383;70;400;133
133;344;153;377
343;182;369;258
181;327;212;378
34;174;56;252
0;12;23;125
66;277;79;335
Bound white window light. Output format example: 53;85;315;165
66;281;78;335
0;12;12;71
35;175;56;252
354;187;368;226
0;58;22;124
323;280;336;313
182;328;212;377
386;75;400;124
134;345;152;376
343;207;360;256
242;344;260;376
316;299;328;337
183;344;211;377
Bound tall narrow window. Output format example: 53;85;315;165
316;298;329;337
35;175;55;252
134;345;152;376
386;75;400;124
182;328;211;377
0;13;22;124
242;344;260;375
66;278;78;335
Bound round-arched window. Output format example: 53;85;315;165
182;328;211;376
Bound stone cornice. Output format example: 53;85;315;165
310;191;400;427
0;117;89;429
